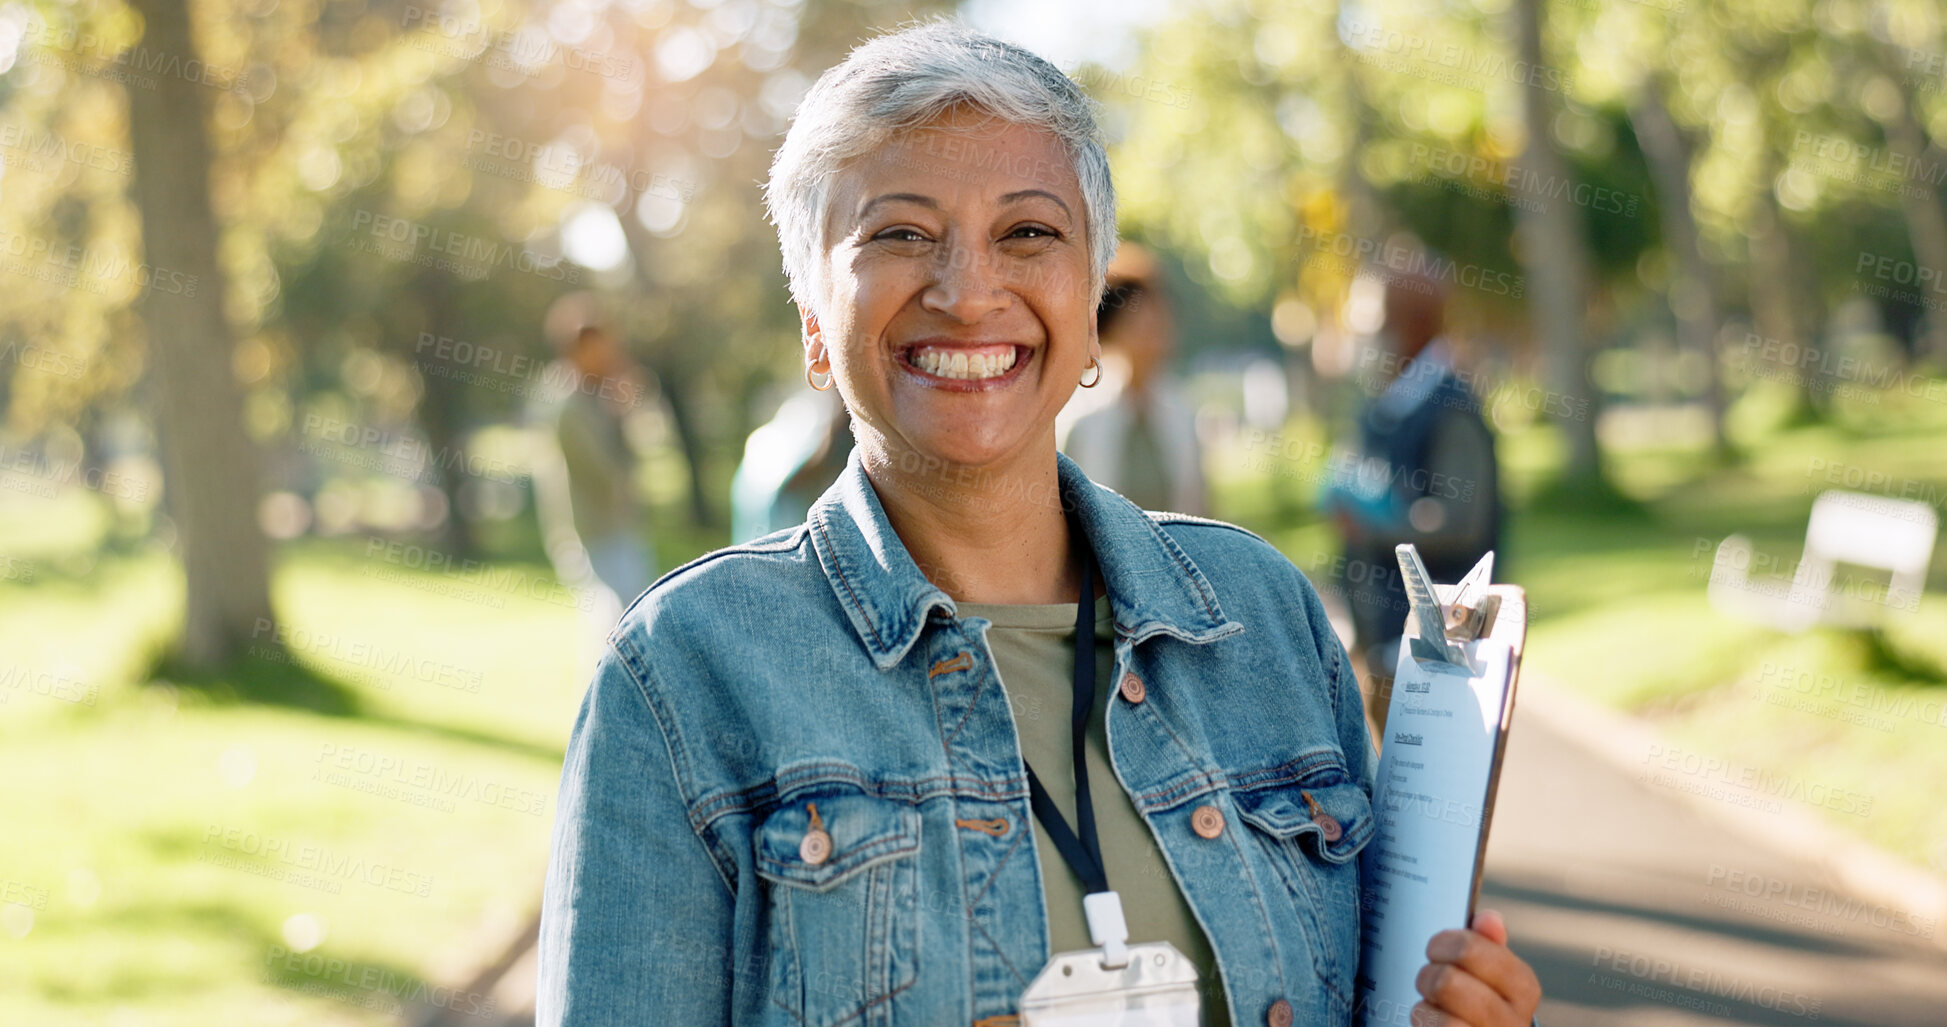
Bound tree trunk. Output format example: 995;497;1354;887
653;367;715;527
124;0;275;668
616;187;715;528
1509;0;1600;482
1744;156;1822;415
404;269;480;556
1629;83;1729;457
1883;92;1947;366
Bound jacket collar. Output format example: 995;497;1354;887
807;448;1241;670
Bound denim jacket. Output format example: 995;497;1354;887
538;452;1379;1026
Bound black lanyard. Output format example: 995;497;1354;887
1021;541;1110;897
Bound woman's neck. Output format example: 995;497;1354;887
861;445;1083;605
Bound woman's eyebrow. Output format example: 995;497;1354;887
999;189;1071;217
857;192;940;218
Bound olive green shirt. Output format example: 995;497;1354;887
960;596;1227;1025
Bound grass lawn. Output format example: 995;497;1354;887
0;484;723;1024
1213;378;1947;876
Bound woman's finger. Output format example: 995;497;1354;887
1415;957;1517;1026
1471;908;1508;946
1424;926;1542;1013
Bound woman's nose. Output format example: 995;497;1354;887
920;243;1012;323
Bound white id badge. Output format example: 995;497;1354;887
1018;942;1201;1026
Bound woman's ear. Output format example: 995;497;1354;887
798;302;829;371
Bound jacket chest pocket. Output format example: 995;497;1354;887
1233;776;1375;1008
754;789;922;1027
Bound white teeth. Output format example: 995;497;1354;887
910;347;1018;380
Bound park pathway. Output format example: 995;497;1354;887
438;683;1947;1026
1480;683;1947;1026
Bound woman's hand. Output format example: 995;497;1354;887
1413;909;1542;1026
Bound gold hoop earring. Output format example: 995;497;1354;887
1079;356;1102;389
807;364;834;391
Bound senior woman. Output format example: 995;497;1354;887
538;20;1542;1027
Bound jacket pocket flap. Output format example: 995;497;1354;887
755;791;921;892
1234;779;1374;864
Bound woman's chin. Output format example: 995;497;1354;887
883;428;1042;480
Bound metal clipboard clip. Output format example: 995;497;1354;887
1395;545;1517;671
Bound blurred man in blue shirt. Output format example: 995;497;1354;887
1321;264;1501;728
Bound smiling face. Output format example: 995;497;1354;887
801;107;1098;482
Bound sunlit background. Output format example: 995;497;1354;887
3;0;1947;1023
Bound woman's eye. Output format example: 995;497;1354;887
873;227;929;243
1008;224;1057;240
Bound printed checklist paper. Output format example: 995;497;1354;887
1355;548;1526;1027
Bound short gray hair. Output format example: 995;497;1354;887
764;19;1117;315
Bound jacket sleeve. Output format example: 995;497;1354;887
1328;604;1379;798
1294;562;1379;796
536;642;735;1025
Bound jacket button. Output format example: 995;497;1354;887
1191;804;1224;839
1314;812;1343;843
1119;672;1146;704
1266;998;1293;1027
799;828;832;865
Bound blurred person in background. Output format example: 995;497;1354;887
539;21;1539;1027
1320;261;1501;730
530;293;655;628
1058;242;1208;515
729;385;853;542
